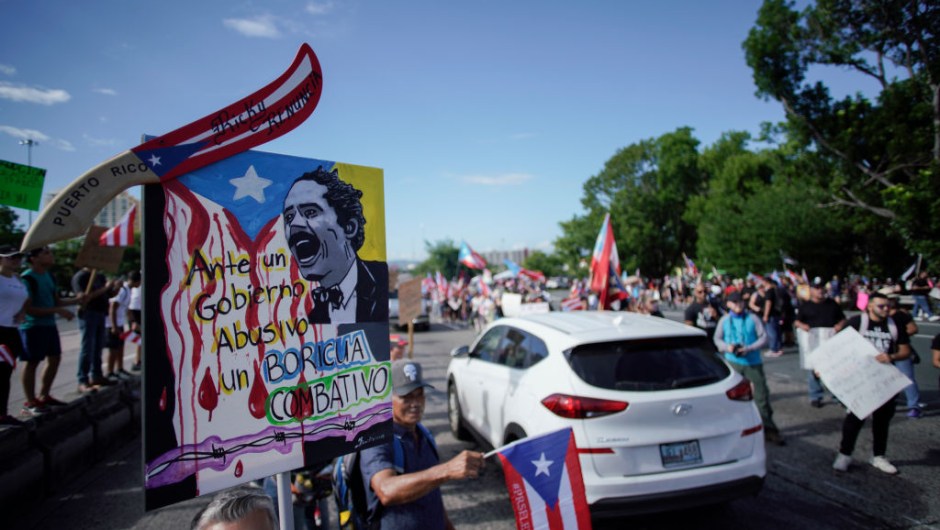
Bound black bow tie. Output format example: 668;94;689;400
314;286;344;310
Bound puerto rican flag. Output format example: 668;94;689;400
121;330;142;345
458;240;488;270
476;274;491;297
560;296;586;312
435;271;449;300
0;344;15;368
683;253;698;277
589;213;621;310
99;204;137;247
495;428;592;530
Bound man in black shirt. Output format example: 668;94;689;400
832;293;910;475
683;284;721;347
795;278;846;408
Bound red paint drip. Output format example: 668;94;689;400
248;360;269;419
293;370;311;422
159;386;167;412
197;367;219;421
234;460;244;478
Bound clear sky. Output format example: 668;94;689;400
0;0;790;262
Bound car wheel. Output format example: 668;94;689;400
447;381;472;441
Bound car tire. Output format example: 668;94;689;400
447;381;472;441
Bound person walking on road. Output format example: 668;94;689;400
832;292;911;475
714;291;785;446
19;246;83;415
910;271;939;321
794;278;846;408
0;245;29;426
887;296;925;418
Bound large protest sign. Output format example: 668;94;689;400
0;159;45;210
796;327;835;370
142;149;391;510
807;327;911;419
74;226;125;274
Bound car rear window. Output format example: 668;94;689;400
566;336;730;391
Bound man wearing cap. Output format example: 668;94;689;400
794;277;846;408
359;360;484;529
389;335;407;361
714;291;785;445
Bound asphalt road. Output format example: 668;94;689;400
8;307;940;529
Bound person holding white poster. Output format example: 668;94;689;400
794;277;846;408
833;292;911;475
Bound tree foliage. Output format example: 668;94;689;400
412;239;460;278
743;0;940;263
522;250;565;278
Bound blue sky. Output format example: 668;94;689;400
0;0;797;261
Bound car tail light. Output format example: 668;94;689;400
577;447;615;454
726;379;753;401
741;424;763;437
541;393;628;419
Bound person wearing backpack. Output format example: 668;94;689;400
832;292;912;475
357;360;484;529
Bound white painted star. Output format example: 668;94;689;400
230;165;272;203
148;154;162;167
531;452;553;477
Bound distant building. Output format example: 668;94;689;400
42;190;140;230
480;248;530;268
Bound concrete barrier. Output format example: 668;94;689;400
0;377;141;517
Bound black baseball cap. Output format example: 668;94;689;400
0;244;23;259
391;360;434;397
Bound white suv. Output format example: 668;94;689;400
446;311;765;517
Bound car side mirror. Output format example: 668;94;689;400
451;345;470;357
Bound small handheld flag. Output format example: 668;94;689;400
459;241;488;270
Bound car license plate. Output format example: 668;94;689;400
660;440;702;468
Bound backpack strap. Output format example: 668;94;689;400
391;423;438;473
886;316;897;343
860;312;869;335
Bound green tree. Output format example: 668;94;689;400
413;239;460;279
522;250;564;278
557;128;707;277
0;206;25;247
744;0;940;263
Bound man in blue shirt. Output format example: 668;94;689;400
714;291;784;445
359;360;484;529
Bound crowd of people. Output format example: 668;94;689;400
0;243;141;426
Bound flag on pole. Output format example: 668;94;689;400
682;253;698;277
900;260;918;282
590;213;621;310
560;295;586;312
458;241;488;270
99;204;137;247
504;259;546;283
476;274;491;297
493;428;592;530
435;271;448;300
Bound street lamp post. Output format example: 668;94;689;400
19;139;38;227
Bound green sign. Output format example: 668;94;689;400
0;159;46;211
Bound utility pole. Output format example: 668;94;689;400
19;139;38;227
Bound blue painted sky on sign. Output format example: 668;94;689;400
0;1;884;261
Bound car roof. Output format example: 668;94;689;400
495;311;705;348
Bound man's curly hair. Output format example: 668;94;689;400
291;165;367;251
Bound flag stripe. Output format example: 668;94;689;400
99;204;137;247
564;433;593;529
0;344;14;366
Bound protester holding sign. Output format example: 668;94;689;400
72;267;117;393
832;292;911;475
794;278;846;408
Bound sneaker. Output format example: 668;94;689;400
91;377;116;387
38;396;68;407
929;315;940;322
765;350;784;358
811;398;824;409
870;456;898;474
0;414;26;426
117;369;133;379
131;362;142;372
22;401;51;416
833;453;852;472
907;408;922;419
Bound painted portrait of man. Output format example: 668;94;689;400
282;165;388;325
